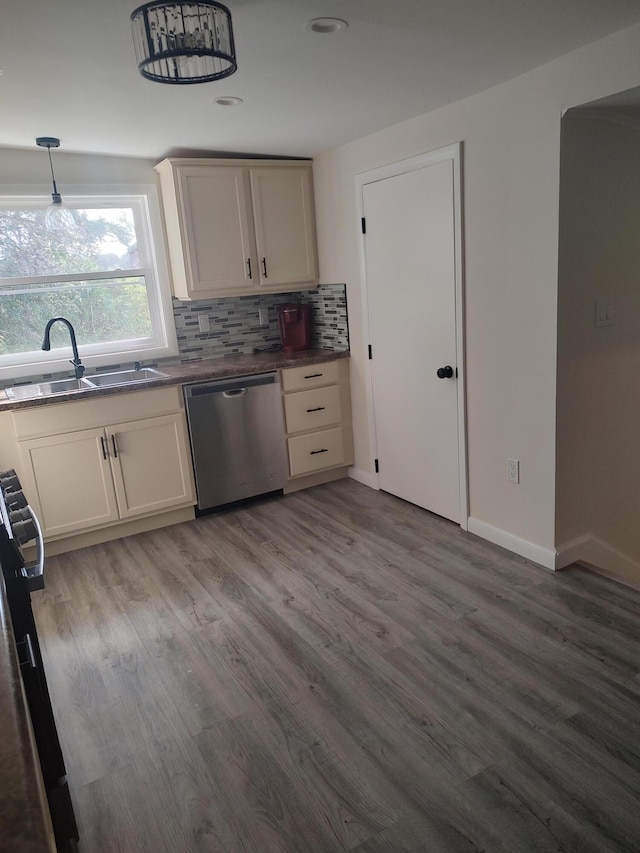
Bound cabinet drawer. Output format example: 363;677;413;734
287;427;344;477
281;360;339;392
283;385;341;434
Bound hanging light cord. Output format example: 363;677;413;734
46;145;59;197
44;144;61;200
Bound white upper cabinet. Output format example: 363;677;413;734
250;167;318;288
155;158;319;300
176;166;255;295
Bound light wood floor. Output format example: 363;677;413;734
33;479;640;852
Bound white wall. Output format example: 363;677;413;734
313;24;640;564
0;148;157;189
556;114;640;584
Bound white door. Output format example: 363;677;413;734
363;155;462;523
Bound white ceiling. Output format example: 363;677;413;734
2;0;640;160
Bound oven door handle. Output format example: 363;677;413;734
22;504;45;591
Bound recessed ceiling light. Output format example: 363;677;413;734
214;96;244;106
305;18;348;34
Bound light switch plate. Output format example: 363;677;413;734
258;307;269;326
594;296;614;328
198;315;210;333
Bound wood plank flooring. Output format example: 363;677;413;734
32;479;640;852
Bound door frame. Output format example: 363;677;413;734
355;142;468;530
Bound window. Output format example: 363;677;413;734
0;189;177;381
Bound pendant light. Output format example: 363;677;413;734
35;137;75;230
131;2;237;85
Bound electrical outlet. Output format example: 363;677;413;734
258;307;269;326
507;458;520;484
198;315;210;333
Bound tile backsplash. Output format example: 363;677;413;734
173;283;349;361
2;284;348;389
302;284;349;351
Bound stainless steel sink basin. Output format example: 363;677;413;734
5;377;94;400
86;368;168;387
4;368;168;400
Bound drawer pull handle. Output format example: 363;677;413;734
111;434;119;458
304;373;323;379
246;258;252;280
262;257;268;278
17;633;37;669
310;448;328;455
100;436;108;460
306;406;325;413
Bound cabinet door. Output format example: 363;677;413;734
108;414;195;519
19;429;119;538
250;166;319;287
177;166;256;295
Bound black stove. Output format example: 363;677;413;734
0;470;79;852
0;468;44;591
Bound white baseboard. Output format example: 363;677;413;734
556;533;640;586
348;466;380;489
555;534;592;570
467;516;556;570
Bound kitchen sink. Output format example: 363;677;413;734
86;368;168;387
5;377;94;400
4;368;169;400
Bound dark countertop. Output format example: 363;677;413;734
0;577;54;852
0;348;349;412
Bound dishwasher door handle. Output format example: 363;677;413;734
222;388;247;398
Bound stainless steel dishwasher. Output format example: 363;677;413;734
183;372;288;511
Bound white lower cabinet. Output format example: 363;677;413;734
20;428;120;538
16;389;195;540
106;414;194;520
281;358;354;483
12;364;351;540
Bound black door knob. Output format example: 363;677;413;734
436;365;454;379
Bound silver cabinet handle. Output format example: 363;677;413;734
100;435;108;460
246;258;252;279
306;407;325;413
17;633;37;669
22;504;44;590
111;434;119;458
261;257;268;278
310;449;328;455
304;373;323;379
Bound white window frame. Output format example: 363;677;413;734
0;184;177;381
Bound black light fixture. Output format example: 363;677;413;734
35;137;75;230
131;1;237;84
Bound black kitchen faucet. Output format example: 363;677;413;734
42;317;85;379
